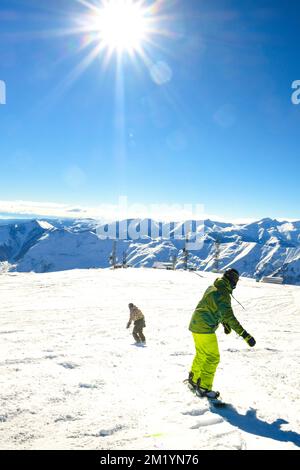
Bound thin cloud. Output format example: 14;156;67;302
0;199;298;225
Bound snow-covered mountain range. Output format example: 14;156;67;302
0;217;300;285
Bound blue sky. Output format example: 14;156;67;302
0;0;300;221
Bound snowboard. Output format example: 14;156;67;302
185;380;229;408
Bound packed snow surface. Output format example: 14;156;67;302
0;268;299;450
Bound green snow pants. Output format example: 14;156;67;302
190;332;220;390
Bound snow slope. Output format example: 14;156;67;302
0;268;299;450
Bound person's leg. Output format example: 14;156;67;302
134;319;145;342
138;328;146;342
190;333;220;390
190;333;206;385
133;324;140;342
199;333;220;391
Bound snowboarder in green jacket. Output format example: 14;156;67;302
188;269;256;399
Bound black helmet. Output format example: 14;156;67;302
223;269;239;289
128;303;134;308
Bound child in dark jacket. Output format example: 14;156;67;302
127;303;146;344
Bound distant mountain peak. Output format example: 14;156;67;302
0;217;299;284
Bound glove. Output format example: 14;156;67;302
126;322;131;329
222;323;231;335
241;330;256;347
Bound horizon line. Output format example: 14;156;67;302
0;199;299;225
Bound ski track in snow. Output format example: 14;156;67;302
0;268;300;450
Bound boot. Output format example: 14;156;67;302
197;387;220;399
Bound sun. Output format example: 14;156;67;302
95;0;149;53
49;0;173;92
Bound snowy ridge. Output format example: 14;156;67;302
0;268;299;449
0;218;300;284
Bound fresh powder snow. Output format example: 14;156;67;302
0;268;299;450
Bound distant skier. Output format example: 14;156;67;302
127;303;146;344
188;269;256;399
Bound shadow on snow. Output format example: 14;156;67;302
210;405;300;448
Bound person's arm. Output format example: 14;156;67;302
218;292;256;346
218;291;244;335
222;323;231;334
240;330;256;346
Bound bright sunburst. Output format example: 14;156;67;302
96;0;148;53
48;0;174;95
78;0;160;63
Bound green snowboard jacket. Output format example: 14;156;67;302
189;277;244;335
